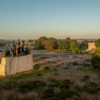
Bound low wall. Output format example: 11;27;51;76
0;54;33;76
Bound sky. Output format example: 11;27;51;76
0;0;100;39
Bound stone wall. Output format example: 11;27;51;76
0;54;33;76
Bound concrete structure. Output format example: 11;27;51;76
86;42;96;51
0;54;33;76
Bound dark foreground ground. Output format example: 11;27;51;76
0;50;100;100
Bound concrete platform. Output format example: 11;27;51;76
0;54;33;76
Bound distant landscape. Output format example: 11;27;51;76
0;0;100;100
0;37;100;100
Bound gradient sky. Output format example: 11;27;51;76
0;0;100;39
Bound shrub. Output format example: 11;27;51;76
57;88;79;99
48;78;73;89
72;47;80;53
16;80;46;93
74;86;82;92
33;63;39;66
95;39;100;48
91;47;100;69
39;65;49;70
83;82;100;94
80;75;90;82
40;88;55;100
0;80;17;90
72;61;79;65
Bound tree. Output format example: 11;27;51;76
95;39;100;48
61;41;69;51
34;41;42;50
79;40;88;50
38;36;48;47
70;40;79;52
72;46;80;53
65;37;71;44
28;40;33;42
63;37;71;49
44;39;56;51
57;39;61;51
48;37;58;49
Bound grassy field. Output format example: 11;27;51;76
0;51;100;100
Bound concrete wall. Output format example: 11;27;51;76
0;54;33;76
85;42;96;51
87;42;96;50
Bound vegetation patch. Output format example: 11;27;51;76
72;61;79;65
80;75;90;82
56;88;79;99
64;67;69;69
77;67;100;73
82;82;100;94
72;74;81;78
85;59;91;62
33;64;41;70
39;65;49;70
48;78;73;89
16;80;47;93
40;88;55;100
39;56;49;59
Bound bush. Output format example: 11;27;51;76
16;80;46;93
83;82;100;94
57;88;79;99
40;88;55;100
48;78;73;89
39;65;49;70
91;47;100;69
72;61;79;65
80;75;90;82
72;47;80;53
95;39;100;48
0;80;17;90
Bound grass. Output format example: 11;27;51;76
0;69;51;82
77;67;100;73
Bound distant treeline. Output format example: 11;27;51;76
33;36;92;52
0;42;5;46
